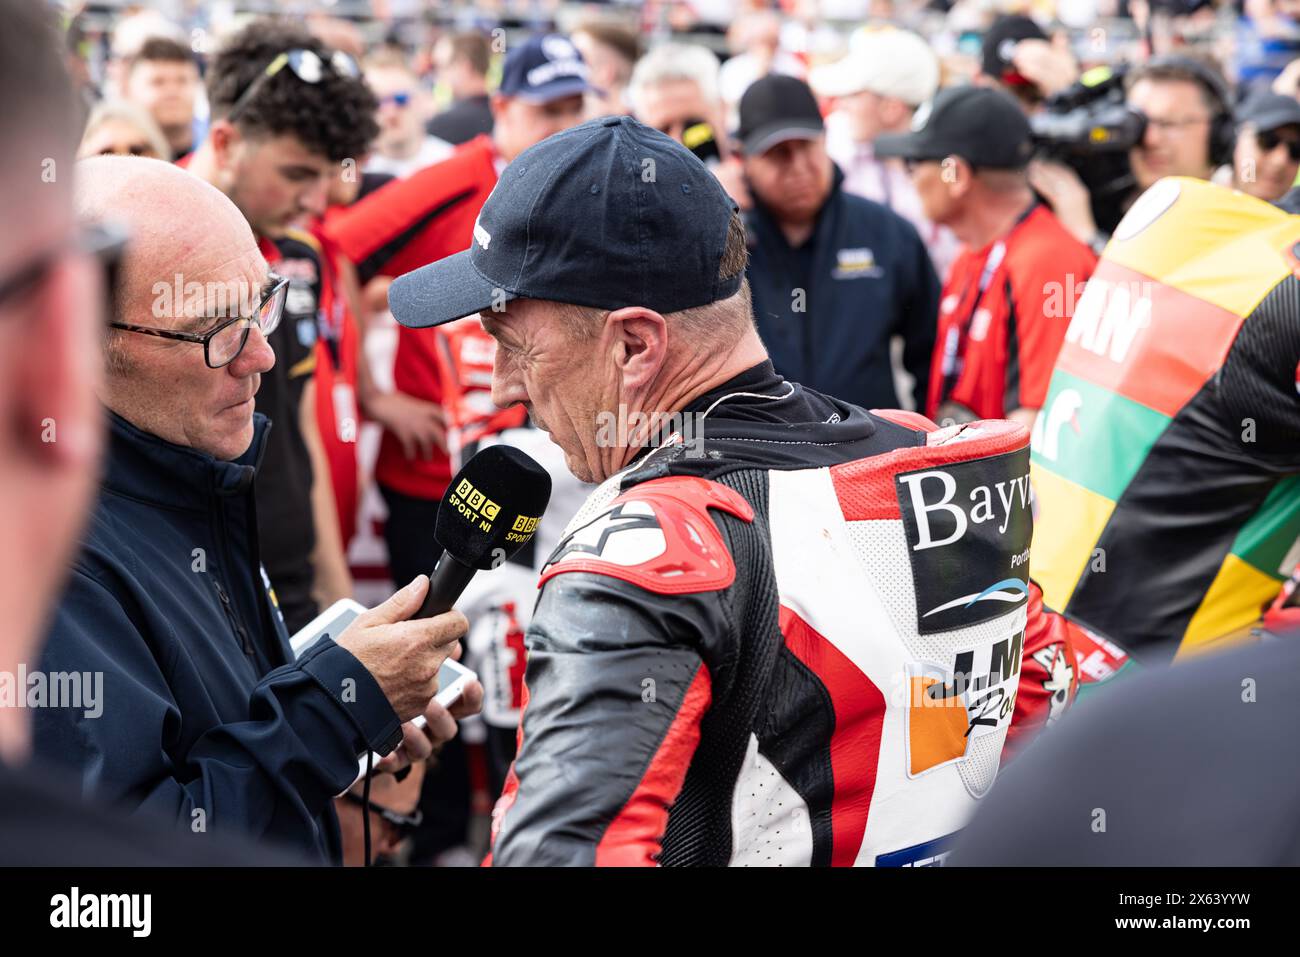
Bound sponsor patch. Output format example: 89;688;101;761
831;246;882;280
896;448;1033;633
905;629;1024;777
1030;641;1074;725
876;832;958;867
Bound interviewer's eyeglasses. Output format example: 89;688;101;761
227;49;361;124
342;791;424;836
109;275;288;369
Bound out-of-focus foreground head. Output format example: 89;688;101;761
76;156;275;464
0;0;106;763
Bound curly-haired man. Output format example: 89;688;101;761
186;20;378;636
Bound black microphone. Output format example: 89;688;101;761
416;444;553;618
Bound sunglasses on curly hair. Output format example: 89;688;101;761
227;48;361;124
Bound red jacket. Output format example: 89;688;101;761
930;203;1096;420
323;136;499;500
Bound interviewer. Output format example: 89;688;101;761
33;156;480;864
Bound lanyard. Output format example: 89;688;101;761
937;202;1037;406
938;241;1005;405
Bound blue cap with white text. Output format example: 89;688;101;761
498;33;592;103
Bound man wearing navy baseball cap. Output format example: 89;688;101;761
389;115;1081;868
493;33;592;162
324;31;594;866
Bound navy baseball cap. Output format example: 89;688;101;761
498;33;592;103
388;115;743;329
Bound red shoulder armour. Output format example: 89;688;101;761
539;475;754;595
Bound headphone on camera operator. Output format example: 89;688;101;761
1127;54;1236;169
1032;55;1234;245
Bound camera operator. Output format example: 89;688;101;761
1030;56;1234;250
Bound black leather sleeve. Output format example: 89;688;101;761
489;572;729;866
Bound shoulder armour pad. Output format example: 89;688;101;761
539;475;754;595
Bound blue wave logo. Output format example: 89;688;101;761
922;579;1028;619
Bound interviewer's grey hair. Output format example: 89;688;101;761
628;43;723;116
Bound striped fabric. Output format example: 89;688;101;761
1031;177;1300;657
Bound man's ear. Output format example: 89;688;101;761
946;155;975;198
489;93;509;121
208;119;242;174
606;306;667;389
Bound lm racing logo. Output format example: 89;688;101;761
905;630;1024;780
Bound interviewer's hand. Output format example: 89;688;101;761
373;680;485;775
335;575;467;723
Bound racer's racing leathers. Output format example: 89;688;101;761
487;361;1091;866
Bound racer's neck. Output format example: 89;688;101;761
654;324;770;425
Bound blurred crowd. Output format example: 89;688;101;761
1;0;1298;869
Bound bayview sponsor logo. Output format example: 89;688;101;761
895;448;1032;634
50;887;151;937
897;465;1031;550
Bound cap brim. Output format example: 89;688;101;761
873;130;932;161
1247;109;1300;132
388;250;514;329
512;77;592;104
810;60;868;98
743;120;824;156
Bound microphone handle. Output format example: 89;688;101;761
416;552;478;618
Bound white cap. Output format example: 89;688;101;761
809;26;939;106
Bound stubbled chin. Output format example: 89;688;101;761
563;448;597;484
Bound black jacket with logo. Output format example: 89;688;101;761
745;165;939;411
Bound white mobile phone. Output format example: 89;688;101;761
353;658;478;784
289;598;366;658
433;657;476;709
